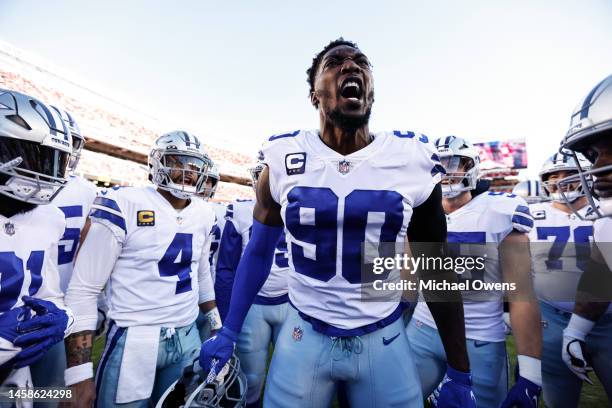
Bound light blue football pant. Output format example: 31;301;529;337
263;307;423;408
540;301;612;407
29;341;66;408
195;311;213;342
236;302;288;404
406;318;508;408
94;321;200;408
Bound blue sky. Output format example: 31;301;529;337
1;0;611;177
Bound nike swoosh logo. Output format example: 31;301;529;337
474;341;490;348
526;389;537;406
382;333;400;346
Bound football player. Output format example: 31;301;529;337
556;74;612;398
0;89;74;387
528;152;611;406
63;131;220;407
512;179;550;204
199;38;475;407
214;159;289;407
28;107;97;397
407;136;543;408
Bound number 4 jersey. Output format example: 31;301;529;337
261;129;443;334
66;186;216;330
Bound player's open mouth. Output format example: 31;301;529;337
339;77;363;102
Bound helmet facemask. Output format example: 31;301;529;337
248;163;265;193
542;170;588;203
439;155;478;198
0;137;69;204
150;149;211;200
67;133;85;173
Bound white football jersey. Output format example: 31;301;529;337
262;129;442;332
594;217;612;271
529;202;595;313
0;205;72;366
208;202;227;282
223;199;288;298
52;175;97;293
413;191;533;342
86;186;216;327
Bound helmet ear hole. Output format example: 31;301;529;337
6;115;31;130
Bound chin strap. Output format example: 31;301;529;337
0;157;23;173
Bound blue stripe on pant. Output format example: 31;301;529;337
236;302;288;404
406;318;508;408
540;302;612;407
94;321;201;407
263;307;423;408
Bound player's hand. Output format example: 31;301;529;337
61;378;95;408
500;376;541;408
198;326;237;381
0;306;31;370
562;315;595;384
428;365;476;408
11;296;69;368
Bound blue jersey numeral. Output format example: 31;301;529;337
447;232;487;284
58;205;84;265
536;225;593;271
284;187;404;283
158;233;193;294
0;251;44;313
274;232;289;269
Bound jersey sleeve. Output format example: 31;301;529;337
260;130;303;204
491;194;534;236
510;198;534;233
197;206;216;304
66;222;122;332
406;133;446;207
88;189;128;243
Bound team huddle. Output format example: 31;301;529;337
1;38;611;408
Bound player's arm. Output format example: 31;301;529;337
500;230;543;402
407;184;469;372
198;222;221;333
213;213;243;320
199;166;283;374
562;244;612;383
63;222;121;406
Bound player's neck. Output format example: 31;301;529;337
0;194;37;218
157;188;190;210
551;197;587;214
319;120;371;156
442;191;472;214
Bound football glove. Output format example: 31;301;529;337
0;306;31;370
562;314;595;384
199;326;238;383
429;365;476;408
500;361;542;408
12;296;69;368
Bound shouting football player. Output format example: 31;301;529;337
199;38;475;407
64;131;219;407
0;89;74;387
407;136;543;408
556;74;612;400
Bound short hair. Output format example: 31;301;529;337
306;38;359;97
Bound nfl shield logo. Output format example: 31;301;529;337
292;326;303;342
4;222;15;236
338;160;352;174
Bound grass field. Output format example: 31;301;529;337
92;334;608;407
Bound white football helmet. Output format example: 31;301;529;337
247;150;265;192
512;180;550;204
50;106;84;173
156;354;247;408
148;131;212;200
0;89;72;204
202;164;220;200
539;152;592;202
559;74;612;219
435;136;480;198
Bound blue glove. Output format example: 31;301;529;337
429;365;476;408
11;297;68;368
199;327;238;382
500;376;541;408
0;307;31;370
